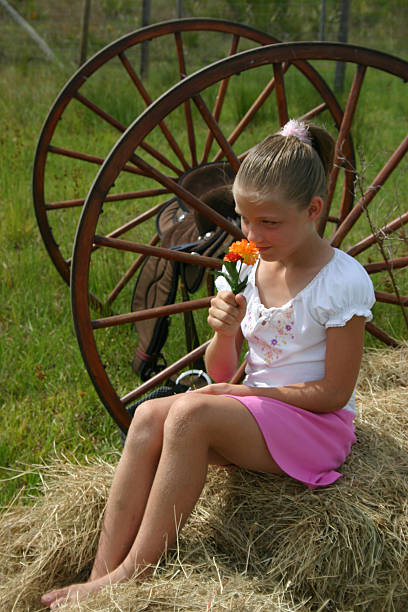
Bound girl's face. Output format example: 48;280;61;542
234;189;322;263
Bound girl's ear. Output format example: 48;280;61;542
307;196;324;222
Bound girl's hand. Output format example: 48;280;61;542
190;383;251;396
207;291;246;338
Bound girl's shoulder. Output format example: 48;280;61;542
310;249;376;327
323;248;374;290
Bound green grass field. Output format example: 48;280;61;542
1;3;407;507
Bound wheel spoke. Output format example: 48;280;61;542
130;155;243;238
67;202;170;267
213;65;293;162
298;102;328;121
139;140;183;175
48;145;147;176
121;340;211;406
331;134;408;248
106;201;169;240
229;360;246;384
192;94;240;171
74;91;127;132
76;90;182;175
364;256;408;274
366;258;408;330
93;234;223;268
374;290;408;306
45;188;170;211
319;64;367;234
273;62;289;126
213;77;275;162
200;34;240;164
93;296;212;329
347;211;408;257
119;51;190;171
106;234;160;305
174;31;197;165
46;197;87;210
365;321;401;347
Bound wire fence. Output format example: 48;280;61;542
0;0;407;68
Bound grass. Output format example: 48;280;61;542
1;4;408;510
0;63;122;505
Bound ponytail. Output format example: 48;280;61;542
233;121;335;209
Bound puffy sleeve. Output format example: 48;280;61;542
313;252;376;328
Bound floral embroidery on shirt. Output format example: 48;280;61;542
253;334;283;362
248;304;295;364
242;304;257;336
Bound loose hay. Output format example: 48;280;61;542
1;348;407;611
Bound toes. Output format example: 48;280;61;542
41;591;57;606
41;589;68;608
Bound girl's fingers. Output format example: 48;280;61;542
209;292;246;320
207;291;247;335
235;293;247;316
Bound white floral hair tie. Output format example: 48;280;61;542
279;119;312;146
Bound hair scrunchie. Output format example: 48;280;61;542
279;119;312;146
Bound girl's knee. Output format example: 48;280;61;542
164;394;209;439
126;399;166;450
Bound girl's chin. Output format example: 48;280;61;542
257;247;276;259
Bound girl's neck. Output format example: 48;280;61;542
256;237;334;308
275;232;333;271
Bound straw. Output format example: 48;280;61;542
1;347;407;611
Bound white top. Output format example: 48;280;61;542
215;248;376;414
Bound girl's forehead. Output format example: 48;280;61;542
234;190;296;216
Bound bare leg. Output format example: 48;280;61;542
41;394;282;608
89;395;175;579
41;395;174;608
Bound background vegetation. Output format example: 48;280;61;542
1;0;407;507
1;0;407;66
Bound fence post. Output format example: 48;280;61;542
140;0;151;79
319;0;326;41
79;0;92;67
334;0;350;93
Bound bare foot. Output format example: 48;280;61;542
41;565;129;608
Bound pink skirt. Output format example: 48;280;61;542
225;395;356;489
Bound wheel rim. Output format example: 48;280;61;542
33;18;353;291
71;42;408;430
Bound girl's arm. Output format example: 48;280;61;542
205;291;246;382
200;315;366;414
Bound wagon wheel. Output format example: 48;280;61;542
71;42;408;431
33;18;355;296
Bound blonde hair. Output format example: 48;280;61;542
233;123;335;209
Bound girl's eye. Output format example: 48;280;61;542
263;220;278;225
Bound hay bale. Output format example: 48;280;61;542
1;348;407;611
0;458;113;610
358;345;408;393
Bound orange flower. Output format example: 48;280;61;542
214;240;259;294
223;251;241;263
228;239;259;266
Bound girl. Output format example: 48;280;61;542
41;120;375;608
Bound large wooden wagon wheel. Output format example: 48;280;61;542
33;18;355;295
71;42;408;431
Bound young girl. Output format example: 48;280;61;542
42;120;375;608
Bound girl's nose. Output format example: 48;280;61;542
246;225;259;243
